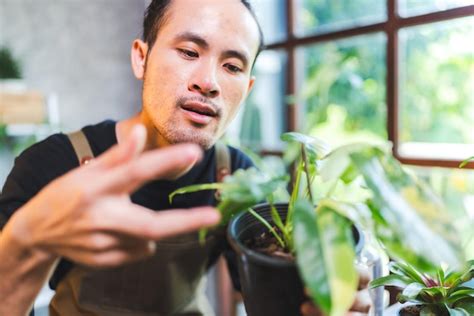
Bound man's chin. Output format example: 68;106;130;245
165;130;217;149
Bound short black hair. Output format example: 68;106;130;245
143;0;265;65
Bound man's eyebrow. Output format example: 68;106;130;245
222;50;249;69
174;32;209;49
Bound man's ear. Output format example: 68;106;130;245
131;39;149;80
247;76;256;95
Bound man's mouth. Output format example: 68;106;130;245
180;101;218;125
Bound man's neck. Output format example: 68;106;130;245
116;112;169;150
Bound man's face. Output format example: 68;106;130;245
139;0;260;149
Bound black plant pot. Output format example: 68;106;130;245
227;203;364;316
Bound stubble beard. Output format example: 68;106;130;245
157;115;218;149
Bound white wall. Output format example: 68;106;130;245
0;0;147;184
0;0;146;131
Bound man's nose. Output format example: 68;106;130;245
188;63;220;98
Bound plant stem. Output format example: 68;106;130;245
248;208;286;249
287;159;303;227
301;144;314;204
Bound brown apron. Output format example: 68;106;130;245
49;131;230;316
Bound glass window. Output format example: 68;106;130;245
296;33;387;146
398;17;474;161
399;0;474;18
225;50;287;151
252;0;287;44
295;0;386;37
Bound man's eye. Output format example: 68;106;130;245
178;49;198;58
225;64;242;73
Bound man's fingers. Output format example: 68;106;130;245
49;232;150;254
99;205;221;240
94;124;147;168
100;143;202;194
350;288;371;313
356;265;371;289
57;242;155;268
300;301;322;316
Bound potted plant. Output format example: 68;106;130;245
0;46;24;91
170;133;465;316
370;260;473;315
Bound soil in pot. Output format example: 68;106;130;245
243;227;294;261
399;305;423;316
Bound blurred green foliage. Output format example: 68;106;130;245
297;0;386;35
300;33;387;144
0;47;21;79
399;18;474;144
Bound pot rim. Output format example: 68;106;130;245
227;202;364;268
227;202;297;267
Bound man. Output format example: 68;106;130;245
0;1;370;315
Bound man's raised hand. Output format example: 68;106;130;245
3;125;221;267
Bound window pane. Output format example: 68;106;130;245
399;17;474;160
225;50;287;150
252;0;287;44
296;33;387;146
295;0;386;37
399;0;474;18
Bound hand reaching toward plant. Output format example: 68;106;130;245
0;124;221;315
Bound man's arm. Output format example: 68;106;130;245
0;125;221;315
0;229;58;315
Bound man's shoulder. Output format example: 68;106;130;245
17;132;76;170
18;119;116;167
0;120;116;228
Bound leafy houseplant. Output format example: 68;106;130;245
0;47;21;80
370;260;474;315
170;132;465;316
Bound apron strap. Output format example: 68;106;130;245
67;130;94;165
215;141;231;182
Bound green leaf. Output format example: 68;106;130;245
459;156;474;168
319;143;381;183
444;270;464;287
247;208;286;249
402;282;425;299
419;305;441;316
171;168;289;226
169;182;229;203
446;305;470;316
350;148;464;273
270;203;285;233
369;274;413;289
389;261;426;284
422;286;447;302
293;199;358;316
438;267;446;286
448;288;474;305
293;200;331;313
454;297;474;314
340;163;359;184
449;288;474;298
281;132;331;161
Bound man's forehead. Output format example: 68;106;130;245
160;0;260;57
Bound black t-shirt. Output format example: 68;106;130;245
0;120;253;290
